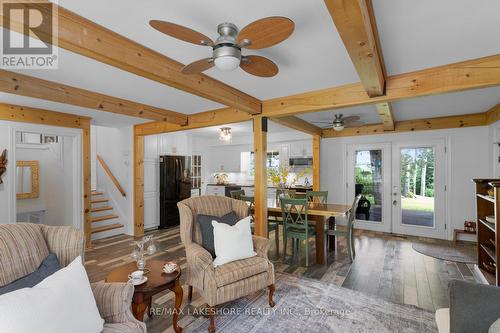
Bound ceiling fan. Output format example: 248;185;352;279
312;114;364;131
149;17;294;77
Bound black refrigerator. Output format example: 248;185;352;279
159;155;192;229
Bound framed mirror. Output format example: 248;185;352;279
16;161;39;199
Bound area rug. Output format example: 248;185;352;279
184;273;436;333
412;242;476;263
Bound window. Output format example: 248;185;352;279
247;151;279;177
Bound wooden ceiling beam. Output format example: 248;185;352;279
263;54;500;118
270;116;322;136
324;0;385;96
0;2;262;114
485;103;500;124
135;107;253;136
0;70;188;124
0;102;90;129
322;112;488;138
375;102;394;131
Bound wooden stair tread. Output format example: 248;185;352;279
91;223;123;234
91;206;113;212
91;198;108;204
91;214;118;222
91;191;104;196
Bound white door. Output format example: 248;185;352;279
346;143;392;233
391;140;447;239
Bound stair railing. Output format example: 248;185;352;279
96;155;126;197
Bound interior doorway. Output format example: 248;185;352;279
10;125;82;229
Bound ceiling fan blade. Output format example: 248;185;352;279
237;16;294;49
181;58;214;74
149;20;214;46
240;55;278;77
342;115;361;123
346;121;365;127
311;121;335;124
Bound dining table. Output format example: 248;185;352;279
265;198;352;265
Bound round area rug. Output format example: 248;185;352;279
412;242;477;263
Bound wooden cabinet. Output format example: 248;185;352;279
474;179;500;286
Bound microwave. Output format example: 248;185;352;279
289;157;313;167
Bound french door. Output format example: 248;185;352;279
391;140;446;239
346;143;392;233
347;140;447;239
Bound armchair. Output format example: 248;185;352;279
178;196;275;333
0;223;146;333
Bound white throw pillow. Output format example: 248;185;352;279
0;256;104;333
212;216;256;267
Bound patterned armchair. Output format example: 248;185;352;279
0;223;146;333
178;196;275;333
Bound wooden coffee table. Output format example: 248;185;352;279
105;260;183;333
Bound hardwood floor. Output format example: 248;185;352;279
85;227;476;332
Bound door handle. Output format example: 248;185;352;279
393;200;398;206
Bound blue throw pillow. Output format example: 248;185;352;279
197;211;239;257
0;253;60;295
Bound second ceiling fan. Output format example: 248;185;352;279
149;17;294;77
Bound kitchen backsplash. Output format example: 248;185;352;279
209;171;313;186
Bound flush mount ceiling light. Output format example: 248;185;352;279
149;17;295;77
219;127;232;143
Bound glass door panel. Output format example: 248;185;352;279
399;147;435;227
354;149;383;223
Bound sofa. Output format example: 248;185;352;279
436;279;500;333
0;223;146;333
178;196;275;333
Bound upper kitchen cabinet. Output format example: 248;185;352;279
211;147;240;172
290;140;312;158
159;132;192;156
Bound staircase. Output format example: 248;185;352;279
90;190;124;239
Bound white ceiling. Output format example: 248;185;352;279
372;0;500;75
185;119;291;138
1;1;498;129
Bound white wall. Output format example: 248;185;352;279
93;125;134;235
16;137;74;226
320;126;492;240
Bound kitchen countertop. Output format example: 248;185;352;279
206;183;313;190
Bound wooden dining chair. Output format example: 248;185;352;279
230;189;245;200
276;188;296;200
306;190;328;203
242;195;280;257
326;194;362;262
280;197;316;267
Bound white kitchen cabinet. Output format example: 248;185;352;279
159;132;192;155
206;185;225;196
289;140;312;157
241;186;254;196
267;187;277;200
212;148;240;172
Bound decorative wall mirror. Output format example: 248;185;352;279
16;161;39;199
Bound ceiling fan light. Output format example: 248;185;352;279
214;56;240;71
333;125;344;131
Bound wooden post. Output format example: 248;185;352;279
253;117;268;237
133;127;145;237
82;120;92;248
313;135;320;191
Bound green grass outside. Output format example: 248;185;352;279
401;195;434;212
